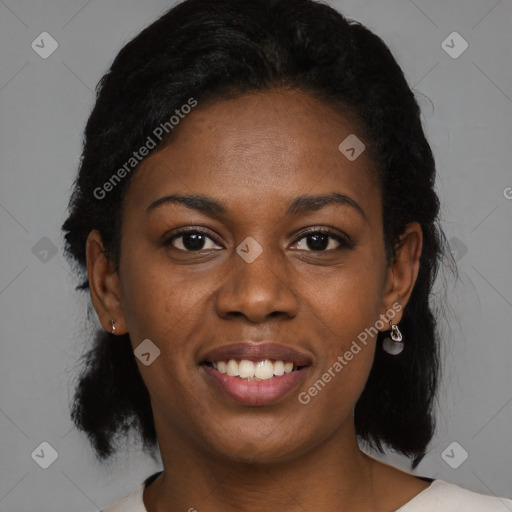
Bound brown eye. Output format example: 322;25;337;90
165;229;222;252
292;229;351;252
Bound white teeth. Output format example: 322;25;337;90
273;360;285;376
254;360;274;379
239;360;255;378
226;359;239;377
209;359;299;380
283;362;293;373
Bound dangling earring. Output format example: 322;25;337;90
110;319;116;335
382;321;404;355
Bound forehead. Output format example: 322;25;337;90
124;89;380;219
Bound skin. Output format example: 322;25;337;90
87;88;429;511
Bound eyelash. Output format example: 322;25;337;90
164;227;352;252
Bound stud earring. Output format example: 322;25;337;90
382;321;404;355
110;319;116;335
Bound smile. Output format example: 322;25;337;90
204;359;302;380
201;360;310;406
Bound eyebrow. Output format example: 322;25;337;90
286;192;367;220
146;192;367;221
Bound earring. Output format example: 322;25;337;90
110;319;116;335
382;321;404;355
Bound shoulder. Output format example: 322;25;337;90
100;483;146;512
398;479;512;511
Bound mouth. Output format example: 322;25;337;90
199;342;312;405
202;359;306;380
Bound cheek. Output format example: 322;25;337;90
313;261;385;341
298;260;384;408
299;289;378;432
117;251;211;422
118;241;208;343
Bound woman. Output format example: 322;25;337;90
62;0;512;510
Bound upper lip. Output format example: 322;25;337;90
200;342;312;367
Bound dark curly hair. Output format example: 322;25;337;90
62;0;451;468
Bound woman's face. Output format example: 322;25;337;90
93;89;417;462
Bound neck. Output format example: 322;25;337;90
144;420;376;512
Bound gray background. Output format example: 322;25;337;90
1;0;511;510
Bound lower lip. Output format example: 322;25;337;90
201;365;309;406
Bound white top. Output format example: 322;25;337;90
101;478;512;511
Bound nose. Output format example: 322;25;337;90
215;241;299;323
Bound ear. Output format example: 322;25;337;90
379;222;423;326
86;230;128;335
